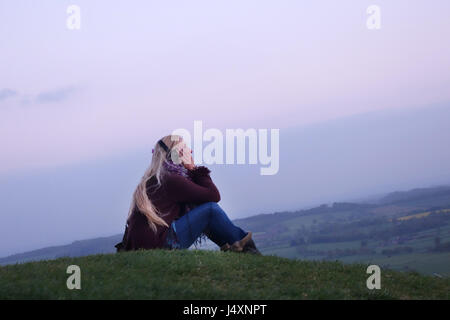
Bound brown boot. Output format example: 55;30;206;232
242;238;262;255
230;231;253;252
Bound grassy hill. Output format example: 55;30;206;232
0;249;449;300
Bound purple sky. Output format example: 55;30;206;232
1;0;450;175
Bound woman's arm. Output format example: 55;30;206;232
164;166;221;204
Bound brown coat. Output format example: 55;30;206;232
123;166;220;250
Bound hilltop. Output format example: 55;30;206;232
0;249;448;299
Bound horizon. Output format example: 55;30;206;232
1;181;449;259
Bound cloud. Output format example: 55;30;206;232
0;86;81;107
0;89;18;101
35;86;78;103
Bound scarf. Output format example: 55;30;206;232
162;159;192;180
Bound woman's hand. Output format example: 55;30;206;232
179;146;196;170
183;157;196;170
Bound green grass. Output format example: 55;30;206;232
0;249;449;300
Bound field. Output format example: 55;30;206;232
233;192;450;277
0;249;449;300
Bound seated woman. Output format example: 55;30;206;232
116;134;261;255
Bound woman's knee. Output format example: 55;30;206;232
207;202;225;218
207;202;220;209
208;201;221;212
191;202;221;220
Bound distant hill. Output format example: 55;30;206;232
1;184;450;277
1;250;449;299
0;235;122;266
377;185;450;207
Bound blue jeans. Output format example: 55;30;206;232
169;202;248;249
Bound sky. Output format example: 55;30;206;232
1;1;450;256
1;0;449;174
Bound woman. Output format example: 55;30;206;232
116;134;261;255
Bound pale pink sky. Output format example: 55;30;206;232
1;0;450;175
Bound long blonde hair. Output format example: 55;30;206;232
127;134;183;233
